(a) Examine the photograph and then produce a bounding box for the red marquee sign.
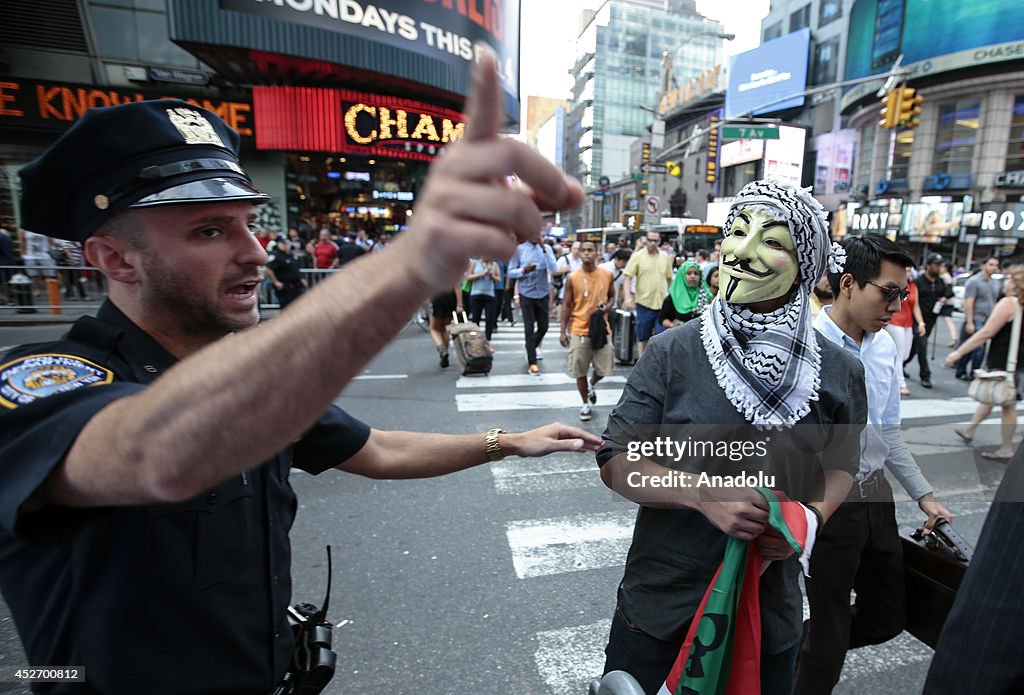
[253,86,464,161]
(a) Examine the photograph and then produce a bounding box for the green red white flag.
[658,488,817,695]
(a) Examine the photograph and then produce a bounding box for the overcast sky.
[518,0,770,105]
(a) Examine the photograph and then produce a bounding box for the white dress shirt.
[815,306,932,500]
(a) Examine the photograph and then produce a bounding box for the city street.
[0,312,1013,694]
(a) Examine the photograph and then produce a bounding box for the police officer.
[0,56,597,694]
[265,234,306,308]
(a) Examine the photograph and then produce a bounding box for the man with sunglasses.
[794,234,952,693]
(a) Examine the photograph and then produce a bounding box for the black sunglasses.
[866,280,910,303]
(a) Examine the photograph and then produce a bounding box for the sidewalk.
[0,302,95,326]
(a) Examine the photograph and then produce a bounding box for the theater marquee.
[253,86,464,160]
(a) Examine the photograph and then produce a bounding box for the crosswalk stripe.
[456,388,624,412]
[505,511,635,579]
[490,454,603,494]
[534,621,610,695]
[457,374,626,389]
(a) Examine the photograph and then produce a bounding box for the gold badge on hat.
[166,107,226,147]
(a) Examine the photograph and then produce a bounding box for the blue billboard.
[725,29,810,120]
[845,0,1024,83]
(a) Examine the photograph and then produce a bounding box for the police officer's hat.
[19,99,270,242]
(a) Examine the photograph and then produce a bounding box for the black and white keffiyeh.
[699,180,845,430]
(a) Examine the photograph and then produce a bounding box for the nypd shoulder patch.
[0,353,114,409]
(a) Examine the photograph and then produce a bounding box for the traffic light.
[896,87,923,128]
[879,90,899,129]
[665,160,681,177]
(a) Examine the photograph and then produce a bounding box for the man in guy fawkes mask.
[595,180,868,694]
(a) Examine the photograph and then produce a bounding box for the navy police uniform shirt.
[0,301,370,694]
[266,250,303,286]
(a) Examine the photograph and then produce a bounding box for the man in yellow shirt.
[622,231,675,357]
[560,241,615,421]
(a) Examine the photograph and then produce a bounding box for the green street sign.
[631,172,643,181]
[719,125,780,140]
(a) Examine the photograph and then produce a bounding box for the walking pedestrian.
[955,256,1002,381]
[622,230,674,358]
[508,238,558,375]
[945,265,1024,461]
[429,285,464,368]
[910,253,952,388]
[466,257,500,341]
[559,241,614,421]
[794,235,951,693]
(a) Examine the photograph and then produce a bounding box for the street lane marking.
[505,511,634,579]
[457,388,624,412]
[490,454,602,494]
[353,374,408,380]
[900,397,1024,420]
[457,374,626,389]
[534,621,609,695]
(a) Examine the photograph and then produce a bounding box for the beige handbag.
[968,304,1022,405]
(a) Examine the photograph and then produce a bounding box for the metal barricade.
[1,264,107,314]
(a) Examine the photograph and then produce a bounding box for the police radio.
[273,546,337,695]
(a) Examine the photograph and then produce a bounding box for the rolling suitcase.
[450,312,492,376]
[613,309,635,365]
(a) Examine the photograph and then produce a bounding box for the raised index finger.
[463,50,504,143]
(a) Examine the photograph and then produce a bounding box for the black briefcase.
[901,520,973,648]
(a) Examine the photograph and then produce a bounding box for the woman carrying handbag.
[944,265,1024,461]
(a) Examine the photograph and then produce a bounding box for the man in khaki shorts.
[560,241,615,421]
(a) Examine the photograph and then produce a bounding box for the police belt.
[849,469,884,499]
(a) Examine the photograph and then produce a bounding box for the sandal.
[954,429,973,445]
[981,451,1014,462]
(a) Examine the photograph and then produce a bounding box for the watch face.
[719,208,799,304]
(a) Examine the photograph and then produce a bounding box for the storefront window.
[1006,95,1024,171]
[284,154,426,240]
[933,99,981,175]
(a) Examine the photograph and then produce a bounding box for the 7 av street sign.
[719,124,780,140]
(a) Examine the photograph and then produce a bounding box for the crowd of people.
[2,53,1024,695]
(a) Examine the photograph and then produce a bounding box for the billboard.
[813,129,858,196]
[899,202,964,243]
[843,0,1024,109]
[764,126,807,188]
[725,28,810,120]
[172,0,521,125]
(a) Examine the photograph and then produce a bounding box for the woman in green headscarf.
[657,259,709,333]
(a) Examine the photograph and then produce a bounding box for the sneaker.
[528,364,541,376]
[535,348,544,361]
[579,403,592,421]
[588,384,597,404]
[900,386,910,397]
[921,377,932,388]
[440,351,449,368]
